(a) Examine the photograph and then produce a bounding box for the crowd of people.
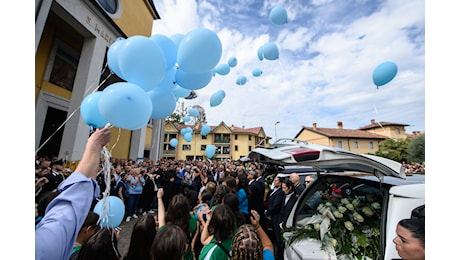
[35,129,424,260]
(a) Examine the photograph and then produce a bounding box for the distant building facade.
[162,121,270,161]
[295,120,419,154]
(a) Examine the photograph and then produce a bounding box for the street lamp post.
[275,121,280,141]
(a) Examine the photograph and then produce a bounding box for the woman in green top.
[157,188,199,260]
[198,204,236,260]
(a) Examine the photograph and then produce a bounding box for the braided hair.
[231,224,263,260]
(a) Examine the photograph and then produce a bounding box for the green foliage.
[408,133,425,163]
[166,112,183,124]
[376,138,410,162]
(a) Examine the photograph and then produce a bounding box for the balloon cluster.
[81,28,223,130]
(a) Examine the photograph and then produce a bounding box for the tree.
[375,138,411,162]
[407,133,425,163]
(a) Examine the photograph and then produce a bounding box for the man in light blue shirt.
[35,128,112,260]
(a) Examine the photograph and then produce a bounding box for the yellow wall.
[296,130,331,146]
[365,126,407,140]
[145,126,152,147]
[113,0,155,36]
[108,127,132,159]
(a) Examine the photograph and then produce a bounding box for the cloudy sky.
[151,0,425,141]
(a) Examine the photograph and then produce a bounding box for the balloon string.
[373,87,385,132]
[35,66,113,155]
[97,144,113,227]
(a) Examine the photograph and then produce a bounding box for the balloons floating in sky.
[270,6,288,25]
[200,124,211,136]
[169,138,178,148]
[236,76,247,85]
[228,56,238,67]
[177,28,223,73]
[184,132,193,142]
[372,61,398,88]
[261,42,279,60]
[188,108,199,117]
[210,91,225,107]
[252,68,263,77]
[205,145,216,158]
[214,63,231,75]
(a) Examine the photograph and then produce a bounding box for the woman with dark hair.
[235,172,251,223]
[123,213,157,260]
[77,227,121,260]
[157,188,198,260]
[69,211,100,260]
[151,224,188,260]
[211,184,230,208]
[198,204,236,260]
[393,218,425,260]
[222,193,246,228]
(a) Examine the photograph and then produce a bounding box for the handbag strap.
[212,241,231,258]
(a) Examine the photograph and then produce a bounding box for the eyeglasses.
[305,181,311,184]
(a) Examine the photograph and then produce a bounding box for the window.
[201,145,206,151]
[353,141,359,149]
[97,0,118,14]
[248,136,252,141]
[201,135,207,140]
[248,146,252,151]
[214,134,230,143]
[395,128,400,135]
[234,145,238,151]
[234,134,238,140]
[369,141,374,149]
[182,145,191,151]
[46,40,80,92]
[337,140,343,148]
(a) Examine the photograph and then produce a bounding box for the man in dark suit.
[248,169,267,229]
[264,176,284,259]
[277,179,298,259]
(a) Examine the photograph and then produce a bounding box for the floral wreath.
[283,193,382,259]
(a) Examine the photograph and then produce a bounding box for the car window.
[293,179,383,227]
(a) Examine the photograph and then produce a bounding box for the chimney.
[337,121,343,129]
[371,119,375,124]
[312,123,317,130]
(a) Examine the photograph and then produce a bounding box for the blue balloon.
[118,35,167,91]
[188,108,199,117]
[270,6,288,25]
[93,196,125,228]
[169,138,178,148]
[150,34,178,70]
[185,127,193,134]
[175,69,213,90]
[372,61,398,87]
[252,68,263,77]
[205,145,216,158]
[183,116,191,122]
[184,132,193,142]
[215,64,231,75]
[200,124,211,136]
[156,66,178,91]
[80,91,108,128]
[257,46,264,61]
[172,85,191,98]
[148,87,177,119]
[262,42,279,60]
[210,92,224,107]
[228,56,238,67]
[177,28,222,73]
[98,82,153,130]
[107,38,126,79]
[180,128,187,136]
[170,33,184,48]
[236,76,247,85]
[217,90,226,98]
